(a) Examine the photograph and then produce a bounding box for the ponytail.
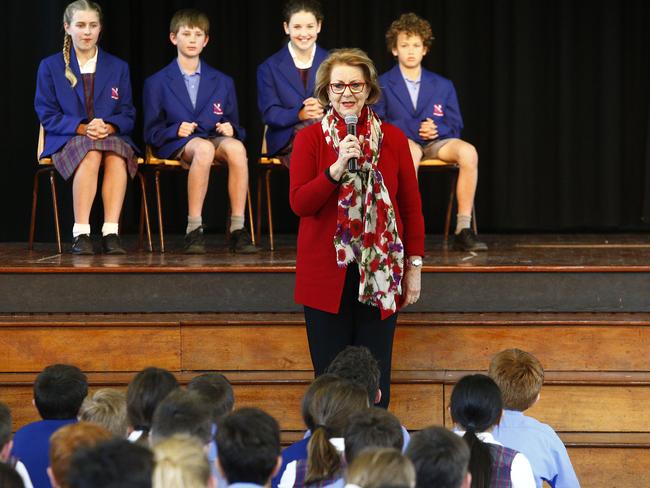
[305,425,342,484]
[63,34,77,87]
[463,430,492,488]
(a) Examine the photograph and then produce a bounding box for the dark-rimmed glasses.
[329,82,366,94]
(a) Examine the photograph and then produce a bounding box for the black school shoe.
[102,234,126,255]
[452,228,488,252]
[184,226,206,254]
[229,228,259,254]
[71,234,94,255]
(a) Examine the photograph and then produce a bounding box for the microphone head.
[344,114,358,125]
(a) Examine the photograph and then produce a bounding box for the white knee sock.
[187,216,202,234]
[102,222,119,236]
[72,223,91,238]
[455,214,472,235]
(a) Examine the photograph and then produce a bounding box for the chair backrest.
[259,125,282,166]
[37,125,53,165]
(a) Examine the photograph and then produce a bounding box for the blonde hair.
[488,348,544,411]
[62,0,103,87]
[314,48,382,108]
[152,434,211,488]
[346,448,416,488]
[79,388,128,438]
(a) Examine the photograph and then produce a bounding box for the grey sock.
[455,214,471,235]
[230,215,245,233]
[186,216,202,234]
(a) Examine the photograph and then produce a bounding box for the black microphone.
[344,114,359,172]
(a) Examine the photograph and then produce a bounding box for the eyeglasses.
[329,82,367,94]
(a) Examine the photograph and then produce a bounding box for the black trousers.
[303,266,398,409]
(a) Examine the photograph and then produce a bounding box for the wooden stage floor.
[9,233,650,271]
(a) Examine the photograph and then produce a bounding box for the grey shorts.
[174,136,230,161]
[420,138,457,160]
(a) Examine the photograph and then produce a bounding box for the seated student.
[78,388,127,437]
[277,377,368,488]
[257,0,328,167]
[489,349,580,488]
[35,0,139,255]
[149,389,213,447]
[216,408,282,488]
[450,374,535,488]
[187,372,234,484]
[47,422,113,488]
[345,448,416,488]
[405,426,471,488]
[375,13,487,252]
[153,434,213,488]
[67,438,153,488]
[143,8,257,254]
[0,464,25,488]
[344,407,403,465]
[126,367,179,445]
[12,364,88,488]
[0,403,33,488]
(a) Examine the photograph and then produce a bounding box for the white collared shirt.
[78,47,98,74]
[287,42,316,69]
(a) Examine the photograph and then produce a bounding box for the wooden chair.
[29,126,153,253]
[418,159,477,244]
[143,146,255,253]
[255,126,285,251]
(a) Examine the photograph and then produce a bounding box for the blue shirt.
[401,71,421,110]
[208,424,228,488]
[177,59,201,109]
[492,410,580,488]
[12,418,77,488]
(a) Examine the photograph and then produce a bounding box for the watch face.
[411,258,423,266]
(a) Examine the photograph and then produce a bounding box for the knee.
[222,141,248,167]
[458,143,478,169]
[193,140,215,167]
[79,151,102,171]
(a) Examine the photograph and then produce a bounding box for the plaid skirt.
[52,135,138,180]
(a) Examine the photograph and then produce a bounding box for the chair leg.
[443,171,458,244]
[472,206,478,234]
[256,170,264,245]
[265,169,274,251]
[247,185,256,246]
[155,170,165,253]
[137,172,153,252]
[49,170,62,254]
[28,170,42,250]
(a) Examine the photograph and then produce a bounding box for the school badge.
[111,87,119,100]
[213,102,223,115]
[433,104,444,117]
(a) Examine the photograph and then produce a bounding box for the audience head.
[346,448,416,488]
[406,427,471,488]
[488,348,544,411]
[78,388,128,437]
[385,12,434,53]
[0,403,12,457]
[187,373,234,425]
[305,377,368,484]
[169,8,210,36]
[126,367,179,444]
[150,389,212,446]
[216,408,281,486]
[152,434,212,488]
[450,374,503,488]
[0,463,24,488]
[34,364,88,420]
[48,422,113,488]
[326,346,381,405]
[301,374,339,432]
[344,407,403,464]
[68,438,154,488]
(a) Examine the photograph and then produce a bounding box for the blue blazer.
[34,48,137,158]
[257,44,329,156]
[143,60,245,159]
[374,65,463,145]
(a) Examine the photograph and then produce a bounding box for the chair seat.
[419,159,459,169]
[259,156,283,166]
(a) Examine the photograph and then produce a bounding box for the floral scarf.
[323,107,405,312]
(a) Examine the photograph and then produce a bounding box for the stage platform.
[5,233,650,313]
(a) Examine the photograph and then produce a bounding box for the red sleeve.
[289,126,340,217]
[393,127,425,257]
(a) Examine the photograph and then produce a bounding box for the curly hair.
[385,13,434,52]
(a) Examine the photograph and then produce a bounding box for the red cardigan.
[289,121,425,319]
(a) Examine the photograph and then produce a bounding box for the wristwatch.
[409,257,423,267]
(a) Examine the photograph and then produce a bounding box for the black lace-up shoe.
[229,228,259,254]
[452,228,488,252]
[184,226,206,254]
[71,234,94,255]
[102,234,126,255]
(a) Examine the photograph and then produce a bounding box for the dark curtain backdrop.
[5,0,650,242]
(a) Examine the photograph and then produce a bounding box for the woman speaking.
[289,48,425,408]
